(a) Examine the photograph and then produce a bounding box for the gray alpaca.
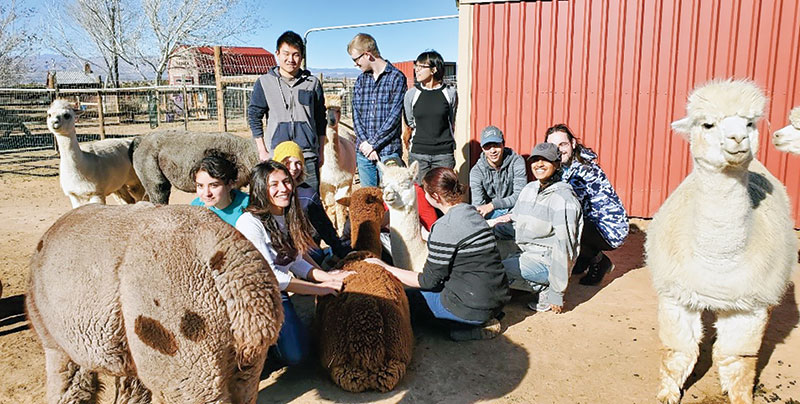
[131,130,259,204]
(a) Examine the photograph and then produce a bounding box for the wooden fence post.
[97,90,106,139]
[214,46,227,131]
[182,83,189,130]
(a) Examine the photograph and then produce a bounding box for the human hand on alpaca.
[325,270,355,283]
[317,279,345,296]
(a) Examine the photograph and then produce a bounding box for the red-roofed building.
[167,45,277,85]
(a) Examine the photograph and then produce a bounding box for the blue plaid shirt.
[352,62,407,157]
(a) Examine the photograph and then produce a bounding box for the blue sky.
[28,0,460,70]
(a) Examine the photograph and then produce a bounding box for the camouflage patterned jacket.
[562,148,629,249]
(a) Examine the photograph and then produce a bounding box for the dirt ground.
[1,148,798,404]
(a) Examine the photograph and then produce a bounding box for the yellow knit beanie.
[272,141,304,165]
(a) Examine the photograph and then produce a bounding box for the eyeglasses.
[414,63,432,70]
[352,52,366,64]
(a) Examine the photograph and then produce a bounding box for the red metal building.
[456,0,800,225]
[168,46,277,85]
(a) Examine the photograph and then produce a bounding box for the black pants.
[579,220,614,262]
[303,155,320,194]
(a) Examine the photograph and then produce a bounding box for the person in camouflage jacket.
[545,124,629,285]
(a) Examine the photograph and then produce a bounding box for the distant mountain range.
[21,54,361,84]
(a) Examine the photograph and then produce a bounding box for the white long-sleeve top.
[235,212,313,291]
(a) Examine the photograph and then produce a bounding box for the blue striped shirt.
[352,62,407,157]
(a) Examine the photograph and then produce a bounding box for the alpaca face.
[378,161,418,211]
[772,106,800,154]
[47,100,77,136]
[686,115,758,170]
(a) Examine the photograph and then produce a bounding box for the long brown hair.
[245,160,315,264]
[544,123,594,165]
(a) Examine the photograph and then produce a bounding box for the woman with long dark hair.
[545,124,629,285]
[235,160,351,367]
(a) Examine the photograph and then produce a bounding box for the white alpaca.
[645,79,797,404]
[379,160,428,273]
[47,99,145,208]
[772,106,800,154]
[319,94,356,235]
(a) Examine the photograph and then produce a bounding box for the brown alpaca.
[27,203,283,404]
[315,187,414,393]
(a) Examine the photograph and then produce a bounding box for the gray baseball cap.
[480,125,504,147]
[529,142,560,163]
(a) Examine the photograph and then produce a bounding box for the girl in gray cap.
[490,142,583,313]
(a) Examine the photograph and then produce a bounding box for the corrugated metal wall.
[468,0,800,225]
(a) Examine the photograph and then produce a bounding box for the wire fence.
[0,85,254,153]
[0,77,362,154]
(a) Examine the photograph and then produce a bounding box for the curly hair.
[544,123,595,165]
[245,160,315,265]
[190,149,238,184]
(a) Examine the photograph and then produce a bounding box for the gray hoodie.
[469,147,527,210]
[247,66,326,158]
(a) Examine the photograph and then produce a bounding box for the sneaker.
[449,319,502,341]
[527,301,552,312]
[579,253,615,286]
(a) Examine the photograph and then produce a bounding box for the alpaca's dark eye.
[747,121,755,128]
[702,123,715,129]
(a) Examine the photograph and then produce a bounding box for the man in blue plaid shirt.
[347,33,407,187]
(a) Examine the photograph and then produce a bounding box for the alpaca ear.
[338,196,351,207]
[671,117,693,138]
[409,160,419,180]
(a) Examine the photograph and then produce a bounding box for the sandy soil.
[1,148,798,404]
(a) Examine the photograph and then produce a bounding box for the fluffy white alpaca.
[47,99,145,208]
[645,79,797,404]
[379,160,428,273]
[319,94,356,235]
[771,106,800,154]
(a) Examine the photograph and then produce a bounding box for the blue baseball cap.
[480,125,504,147]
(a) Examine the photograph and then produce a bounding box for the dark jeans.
[268,292,309,366]
[408,152,456,183]
[579,220,614,261]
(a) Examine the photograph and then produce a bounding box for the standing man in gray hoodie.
[469,125,528,219]
[248,30,326,191]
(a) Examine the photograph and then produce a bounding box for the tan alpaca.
[378,160,428,273]
[319,94,356,235]
[646,79,797,404]
[47,99,145,208]
[27,203,283,403]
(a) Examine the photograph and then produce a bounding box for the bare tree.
[128,0,260,86]
[43,0,139,87]
[0,0,36,86]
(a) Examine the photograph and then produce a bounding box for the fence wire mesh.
[0,85,255,153]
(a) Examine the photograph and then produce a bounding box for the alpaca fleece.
[315,187,414,392]
[131,130,259,204]
[646,79,797,404]
[27,203,283,403]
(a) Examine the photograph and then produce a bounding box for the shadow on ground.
[257,294,529,404]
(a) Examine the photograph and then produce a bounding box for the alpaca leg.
[656,297,703,404]
[116,376,152,404]
[112,186,136,204]
[713,308,768,404]
[43,348,99,404]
